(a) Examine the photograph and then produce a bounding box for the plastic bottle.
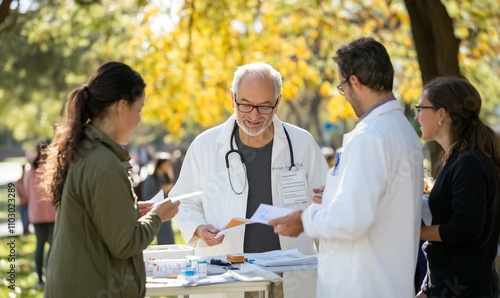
[197,257,207,278]
[186,255,199,274]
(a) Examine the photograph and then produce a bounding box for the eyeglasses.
[336,76,350,96]
[234,97,279,115]
[413,105,435,114]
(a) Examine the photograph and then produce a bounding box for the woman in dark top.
[414,76,500,298]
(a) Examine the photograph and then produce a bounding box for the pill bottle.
[186,255,199,273]
[197,257,207,278]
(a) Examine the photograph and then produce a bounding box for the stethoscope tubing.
[225,121,296,194]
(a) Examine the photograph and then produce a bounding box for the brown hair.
[44,62,146,207]
[333,37,394,93]
[424,76,500,172]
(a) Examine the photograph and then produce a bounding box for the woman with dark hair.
[141,154,176,244]
[43,62,179,297]
[415,76,500,298]
[27,142,55,289]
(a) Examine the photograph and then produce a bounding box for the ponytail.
[44,86,90,207]
[44,61,146,208]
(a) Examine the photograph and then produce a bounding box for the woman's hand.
[137,201,154,217]
[151,199,180,222]
[415,291,428,298]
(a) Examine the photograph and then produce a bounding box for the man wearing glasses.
[170,62,329,298]
[270,37,424,297]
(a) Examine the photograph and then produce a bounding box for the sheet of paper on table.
[147,271,234,286]
[229,264,282,282]
[245,249,318,267]
[147,264,282,287]
[215,204,294,238]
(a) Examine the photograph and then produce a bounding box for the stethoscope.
[225,121,297,194]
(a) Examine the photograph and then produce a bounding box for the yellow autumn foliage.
[126,0,500,144]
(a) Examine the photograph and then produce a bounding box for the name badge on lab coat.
[280,170,308,205]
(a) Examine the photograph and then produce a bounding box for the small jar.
[197,257,207,278]
[186,255,199,273]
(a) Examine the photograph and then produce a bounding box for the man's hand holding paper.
[195,224,225,246]
[215,204,295,238]
[269,210,304,237]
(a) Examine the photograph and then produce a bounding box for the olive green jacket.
[45,125,161,298]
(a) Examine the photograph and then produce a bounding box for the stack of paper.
[245,249,317,267]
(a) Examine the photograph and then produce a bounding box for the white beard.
[235,114,273,137]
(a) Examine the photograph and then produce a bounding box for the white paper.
[149,189,165,206]
[245,249,317,267]
[150,190,203,207]
[215,204,294,238]
[249,204,294,224]
[169,191,203,202]
[229,264,282,282]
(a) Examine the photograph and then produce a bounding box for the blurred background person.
[141,152,176,245]
[16,163,30,235]
[137,141,153,177]
[27,142,55,289]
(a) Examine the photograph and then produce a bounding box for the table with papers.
[145,203,316,297]
[146,272,272,298]
[145,249,317,297]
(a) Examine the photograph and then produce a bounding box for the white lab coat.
[302,100,423,298]
[171,114,329,298]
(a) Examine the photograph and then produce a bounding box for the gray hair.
[231,62,282,99]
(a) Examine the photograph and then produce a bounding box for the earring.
[438,120,442,126]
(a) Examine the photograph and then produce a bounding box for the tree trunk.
[0,0,13,26]
[404,0,461,177]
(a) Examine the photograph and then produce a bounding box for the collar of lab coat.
[343,99,404,145]
[215,114,288,163]
[356,99,403,126]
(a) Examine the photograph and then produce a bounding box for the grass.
[0,234,44,298]
[0,182,184,298]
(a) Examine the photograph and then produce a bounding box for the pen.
[223,266,239,270]
[210,259,232,266]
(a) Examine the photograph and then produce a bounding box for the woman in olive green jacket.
[43,62,179,298]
